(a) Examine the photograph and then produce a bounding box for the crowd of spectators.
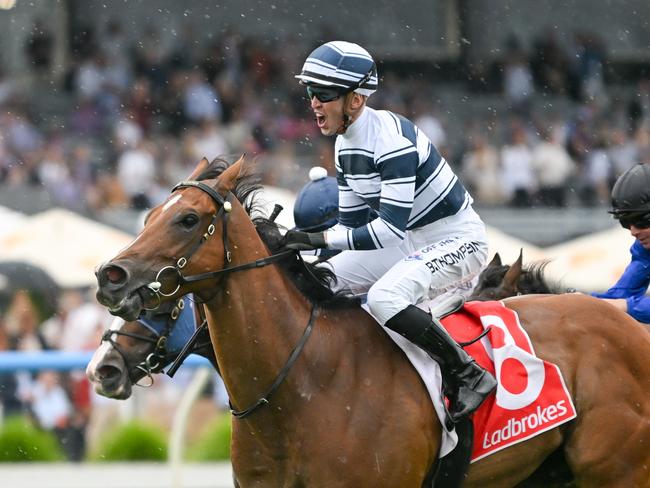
[0,19,649,216]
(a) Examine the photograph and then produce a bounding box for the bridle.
[140,179,318,418]
[101,297,199,386]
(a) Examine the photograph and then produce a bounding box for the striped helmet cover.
[295,41,378,97]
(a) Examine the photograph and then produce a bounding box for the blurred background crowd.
[1,0,649,462]
[1,18,649,215]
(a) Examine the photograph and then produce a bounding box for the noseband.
[142,179,317,419]
[101,297,188,387]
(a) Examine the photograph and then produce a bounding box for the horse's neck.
[203,242,314,416]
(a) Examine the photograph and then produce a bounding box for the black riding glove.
[282,230,328,251]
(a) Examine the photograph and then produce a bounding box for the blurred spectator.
[570,32,607,105]
[501,36,534,115]
[70,97,104,137]
[4,290,50,352]
[125,77,154,133]
[59,293,110,353]
[185,119,229,163]
[21,370,86,460]
[37,142,81,210]
[531,127,576,207]
[74,53,105,101]
[23,371,71,436]
[608,127,638,179]
[3,110,44,155]
[462,132,505,205]
[98,19,132,94]
[413,99,447,151]
[183,72,222,124]
[116,140,157,209]
[501,124,537,207]
[579,131,612,206]
[530,28,569,95]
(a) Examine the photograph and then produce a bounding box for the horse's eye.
[180,214,199,229]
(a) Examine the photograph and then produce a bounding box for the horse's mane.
[197,158,358,309]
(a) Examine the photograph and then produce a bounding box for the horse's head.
[86,295,206,399]
[470,251,524,300]
[471,250,559,300]
[95,156,252,321]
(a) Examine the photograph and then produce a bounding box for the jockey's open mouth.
[314,112,326,128]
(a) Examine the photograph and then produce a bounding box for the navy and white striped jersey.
[326,107,473,251]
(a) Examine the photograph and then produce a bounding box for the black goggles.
[617,212,650,230]
[306,85,345,103]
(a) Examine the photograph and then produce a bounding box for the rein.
[145,179,317,419]
[230,304,317,418]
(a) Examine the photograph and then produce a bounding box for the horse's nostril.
[97,364,122,381]
[104,265,127,285]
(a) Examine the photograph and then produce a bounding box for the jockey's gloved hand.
[282,230,327,251]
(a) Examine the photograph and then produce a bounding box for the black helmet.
[610,164,650,220]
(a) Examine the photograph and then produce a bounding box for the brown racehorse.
[94,157,650,488]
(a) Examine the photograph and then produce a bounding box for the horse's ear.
[502,249,524,293]
[186,158,210,180]
[217,154,254,192]
[487,252,502,268]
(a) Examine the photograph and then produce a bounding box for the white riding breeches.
[324,207,488,325]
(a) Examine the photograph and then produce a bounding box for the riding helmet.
[610,163,650,218]
[293,167,339,232]
[295,41,378,97]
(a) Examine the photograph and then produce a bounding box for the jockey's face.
[309,92,345,137]
[308,90,366,137]
[630,224,650,249]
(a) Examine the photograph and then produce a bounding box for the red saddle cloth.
[440,300,577,462]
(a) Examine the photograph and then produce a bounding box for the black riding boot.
[385,303,497,423]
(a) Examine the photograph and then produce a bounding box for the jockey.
[283,40,496,422]
[592,163,650,323]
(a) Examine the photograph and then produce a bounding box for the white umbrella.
[543,226,635,292]
[0,208,134,288]
[0,205,26,239]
